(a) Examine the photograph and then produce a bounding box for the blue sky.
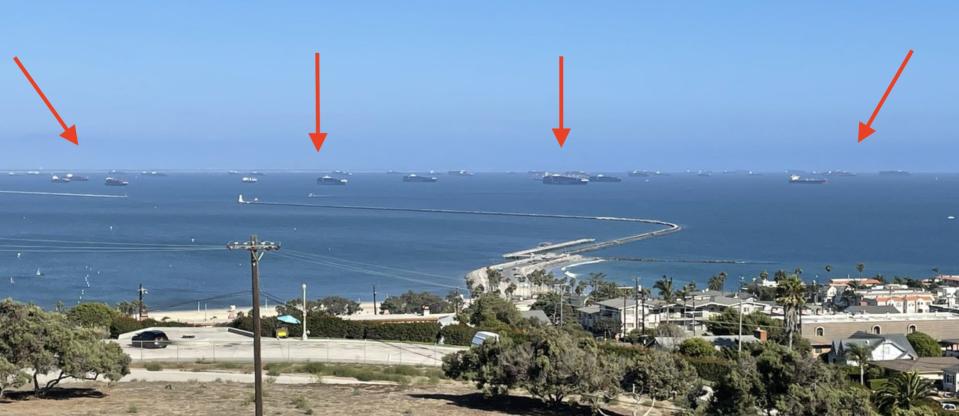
[0,1,957,171]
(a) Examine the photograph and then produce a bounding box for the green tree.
[709,341,877,415]
[906,332,941,357]
[0,356,29,399]
[485,267,503,292]
[530,292,576,325]
[67,302,118,329]
[443,326,622,410]
[621,348,697,401]
[857,263,865,278]
[776,276,806,350]
[458,293,522,332]
[317,296,362,316]
[380,290,450,314]
[708,272,728,292]
[115,300,145,317]
[0,299,130,395]
[845,343,874,385]
[445,290,465,312]
[585,272,623,302]
[872,371,934,415]
[678,337,715,358]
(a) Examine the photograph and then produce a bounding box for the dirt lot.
[0,380,673,416]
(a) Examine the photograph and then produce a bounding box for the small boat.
[65,173,88,181]
[403,174,438,183]
[36,268,43,277]
[105,177,129,186]
[448,170,473,176]
[588,174,622,183]
[228,170,240,175]
[628,170,651,177]
[51,175,71,183]
[789,175,827,184]
[241,176,258,183]
[27,171,41,175]
[317,175,348,185]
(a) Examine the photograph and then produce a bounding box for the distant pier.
[236,195,684,297]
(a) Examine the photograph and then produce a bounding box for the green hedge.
[439,324,478,346]
[687,356,734,383]
[229,312,443,343]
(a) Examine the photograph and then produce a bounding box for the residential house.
[828,331,918,364]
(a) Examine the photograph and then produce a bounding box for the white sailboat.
[35,268,43,277]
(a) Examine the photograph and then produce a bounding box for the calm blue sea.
[0,172,956,310]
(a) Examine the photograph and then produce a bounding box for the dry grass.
[0,380,654,415]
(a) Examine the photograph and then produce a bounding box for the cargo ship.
[317,175,348,185]
[588,174,622,182]
[543,174,588,185]
[403,174,438,183]
[51,175,70,183]
[789,175,826,184]
[141,171,167,177]
[104,177,128,186]
[825,170,855,177]
[448,170,473,176]
[879,170,910,176]
[65,173,89,181]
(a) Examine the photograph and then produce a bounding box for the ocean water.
[0,172,956,310]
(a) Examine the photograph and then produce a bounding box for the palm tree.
[654,276,675,324]
[857,263,865,278]
[844,343,874,385]
[776,276,806,350]
[707,275,723,291]
[873,371,934,413]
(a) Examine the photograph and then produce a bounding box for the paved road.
[118,327,465,367]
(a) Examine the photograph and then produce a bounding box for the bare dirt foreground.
[0,381,662,416]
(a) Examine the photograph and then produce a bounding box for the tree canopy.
[0,299,130,397]
[906,332,941,358]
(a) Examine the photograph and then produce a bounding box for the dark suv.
[131,330,170,349]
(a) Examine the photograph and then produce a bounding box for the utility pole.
[634,277,640,332]
[302,283,308,341]
[137,284,147,321]
[227,235,280,416]
[738,276,745,355]
[372,284,378,315]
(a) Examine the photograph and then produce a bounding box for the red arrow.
[308,52,328,152]
[858,49,913,142]
[12,57,78,145]
[552,55,570,147]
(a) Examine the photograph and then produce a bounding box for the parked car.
[943,403,957,411]
[131,330,170,349]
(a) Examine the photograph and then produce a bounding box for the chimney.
[754,327,767,342]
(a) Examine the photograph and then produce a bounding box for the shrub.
[144,362,162,372]
[68,303,119,329]
[364,322,439,343]
[678,338,715,358]
[907,332,942,357]
[439,324,477,346]
[687,356,733,383]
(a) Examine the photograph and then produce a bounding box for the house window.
[907,325,917,334]
[815,327,824,337]
[872,325,881,335]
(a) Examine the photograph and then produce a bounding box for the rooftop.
[804,312,959,324]
[872,357,959,374]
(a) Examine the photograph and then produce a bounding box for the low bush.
[144,362,162,372]
[439,324,477,346]
[687,356,733,383]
